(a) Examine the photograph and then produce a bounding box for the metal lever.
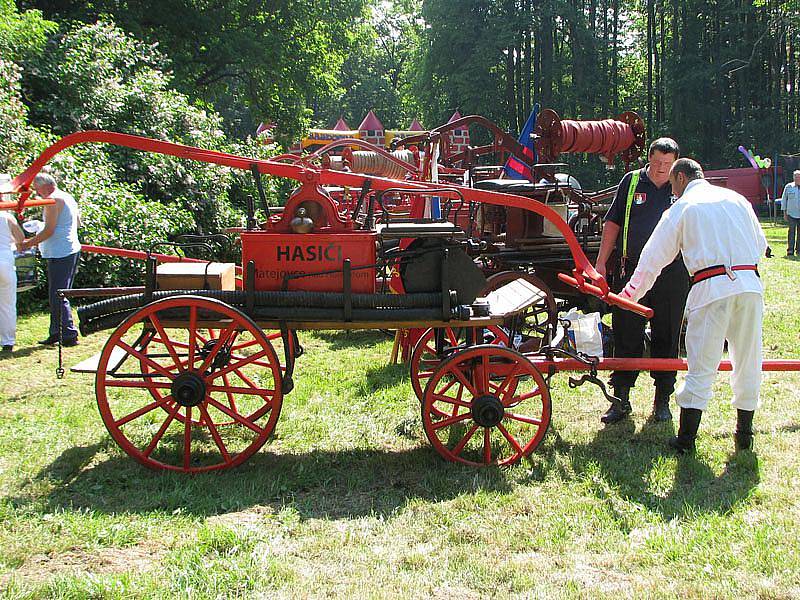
[568,371,626,412]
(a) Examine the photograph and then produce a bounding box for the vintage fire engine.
[2,113,796,473]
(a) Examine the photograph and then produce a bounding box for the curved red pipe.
[3,130,624,311]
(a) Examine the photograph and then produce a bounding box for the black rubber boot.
[651,388,673,422]
[601,387,632,424]
[668,407,702,454]
[735,409,755,451]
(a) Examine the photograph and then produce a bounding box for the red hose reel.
[535,108,646,166]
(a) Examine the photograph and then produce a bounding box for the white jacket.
[621,179,767,310]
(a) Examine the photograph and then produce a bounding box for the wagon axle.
[171,372,207,408]
[471,394,506,428]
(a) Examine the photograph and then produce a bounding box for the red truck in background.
[706,166,781,209]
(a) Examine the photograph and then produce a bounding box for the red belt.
[691,264,759,285]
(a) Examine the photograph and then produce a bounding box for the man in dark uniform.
[594,138,689,424]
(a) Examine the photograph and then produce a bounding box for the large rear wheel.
[96,296,283,472]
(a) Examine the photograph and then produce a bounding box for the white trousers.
[0,259,16,346]
[676,292,763,412]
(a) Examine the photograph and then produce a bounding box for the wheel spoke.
[506,411,542,426]
[208,383,275,397]
[199,404,231,463]
[117,341,175,380]
[229,337,260,352]
[188,306,198,365]
[483,427,492,465]
[199,323,239,372]
[142,402,181,458]
[494,364,522,400]
[504,388,543,406]
[220,373,238,413]
[183,407,192,470]
[479,353,490,394]
[448,364,479,398]
[452,383,465,417]
[423,341,437,357]
[431,393,471,410]
[148,313,183,372]
[228,353,276,369]
[207,398,265,434]
[451,424,479,456]
[431,411,471,431]
[114,398,169,427]
[104,379,172,390]
[210,348,270,380]
[232,367,274,397]
[497,422,525,455]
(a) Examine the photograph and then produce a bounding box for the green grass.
[1,220,799,598]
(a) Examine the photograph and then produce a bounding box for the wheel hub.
[171,372,207,407]
[471,394,505,427]
[200,339,232,371]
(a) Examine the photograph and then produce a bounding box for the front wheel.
[421,345,551,466]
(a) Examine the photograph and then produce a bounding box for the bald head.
[669,158,704,198]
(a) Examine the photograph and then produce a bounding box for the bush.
[25,21,247,235]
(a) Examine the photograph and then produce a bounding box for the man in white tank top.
[20,173,82,345]
[0,210,25,354]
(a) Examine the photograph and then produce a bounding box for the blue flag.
[504,104,539,180]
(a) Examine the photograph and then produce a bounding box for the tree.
[23,0,369,140]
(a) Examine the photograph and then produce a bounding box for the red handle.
[558,272,654,318]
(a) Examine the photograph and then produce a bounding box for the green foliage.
[0,0,55,64]
[48,147,195,287]
[24,21,244,235]
[0,59,49,174]
[0,1,55,174]
[317,0,424,129]
[32,0,370,140]
[420,0,510,128]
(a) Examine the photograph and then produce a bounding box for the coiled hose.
[78,289,455,335]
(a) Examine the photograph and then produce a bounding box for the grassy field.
[1,221,799,599]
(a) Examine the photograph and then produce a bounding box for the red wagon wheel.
[421,345,551,467]
[138,326,294,426]
[96,295,283,472]
[482,271,557,352]
[409,325,509,402]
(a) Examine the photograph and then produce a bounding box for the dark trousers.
[46,252,80,339]
[788,215,800,254]
[610,259,689,394]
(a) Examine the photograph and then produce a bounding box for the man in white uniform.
[618,158,768,453]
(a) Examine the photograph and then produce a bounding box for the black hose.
[78,289,447,321]
[80,304,451,336]
[77,289,458,335]
[80,311,134,336]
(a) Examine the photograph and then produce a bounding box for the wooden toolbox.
[155,262,236,291]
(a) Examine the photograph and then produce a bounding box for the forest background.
[1,0,799,289]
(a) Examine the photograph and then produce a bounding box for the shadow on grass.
[364,362,408,390]
[312,329,392,350]
[526,415,760,521]
[0,344,53,361]
[21,444,512,520]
